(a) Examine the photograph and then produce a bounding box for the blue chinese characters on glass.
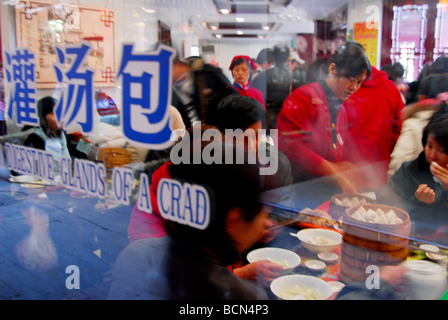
[4,48,38,127]
[116,44,175,150]
[54,42,95,135]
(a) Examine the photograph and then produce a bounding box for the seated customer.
[108,143,272,299]
[23,96,89,177]
[215,94,292,190]
[379,103,448,242]
[388,74,448,177]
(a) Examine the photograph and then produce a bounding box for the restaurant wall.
[0,0,315,95]
[0,0,164,134]
[346,0,383,67]
[203,39,293,82]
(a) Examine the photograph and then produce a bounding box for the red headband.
[229,55,257,71]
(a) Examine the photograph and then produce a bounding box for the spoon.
[289,232,298,237]
[290,232,317,244]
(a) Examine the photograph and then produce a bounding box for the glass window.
[0,0,447,306]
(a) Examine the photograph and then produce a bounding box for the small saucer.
[317,252,338,263]
[426,252,446,262]
[419,244,439,253]
[304,259,326,271]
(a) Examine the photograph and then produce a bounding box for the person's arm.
[336,279,396,300]
[277,91,358,192]
[318,159,359,193]
[388,160,419,201]
[430,161,448,191]
[233,261,284,287]
[401,99,439,120]
[336,266,409,300]
[388,119,423,178]
[276,90,326,173]
[387,156,438,208]
[0,127,36,144]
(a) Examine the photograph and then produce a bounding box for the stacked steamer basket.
[339,204,411,284]
[329,193,376,220]
[97,147,132,176]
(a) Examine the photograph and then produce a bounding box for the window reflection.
[0,0,447,303]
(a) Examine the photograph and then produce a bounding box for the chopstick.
[9,180,51,187]
[271,218,304,230]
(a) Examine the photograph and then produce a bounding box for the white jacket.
[388,109,435,178]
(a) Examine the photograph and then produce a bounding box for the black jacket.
[171,59,238,128]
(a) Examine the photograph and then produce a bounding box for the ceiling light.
[262,24,270,31]
[208,22,219,30]
[215,34,222,39]
[236,17,245,22]
[141,6,156,14]
[216,0,231,15]
[236,30,244,35]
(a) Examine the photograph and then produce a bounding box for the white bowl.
[270,274,333,300]
[318,252,339,263]
[246,247,301,269]
[295,228,342,253]
[327,281,345,293]
[304,259,326,271]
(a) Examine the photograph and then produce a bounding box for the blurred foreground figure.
[252,45,292,130]
[109,142,272,300]
[171,54,237,129]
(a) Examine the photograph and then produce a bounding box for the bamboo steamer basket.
[97,147,132,174]
[329,193,376,220]
[339,204,411,284]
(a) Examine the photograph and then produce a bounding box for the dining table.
[1,159,448,300]
[257,168,448,300]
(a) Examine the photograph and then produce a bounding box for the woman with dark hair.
[276,41,371,192]
[24,96,88,160]
[385,102,448,218]
[229,55,265,107]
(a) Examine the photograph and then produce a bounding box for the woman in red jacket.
[229,55,265,108]
[276,42,371,193]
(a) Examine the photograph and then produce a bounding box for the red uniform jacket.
[343,67,404,185]
[276,82,347,182]
[234,85,266,109]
